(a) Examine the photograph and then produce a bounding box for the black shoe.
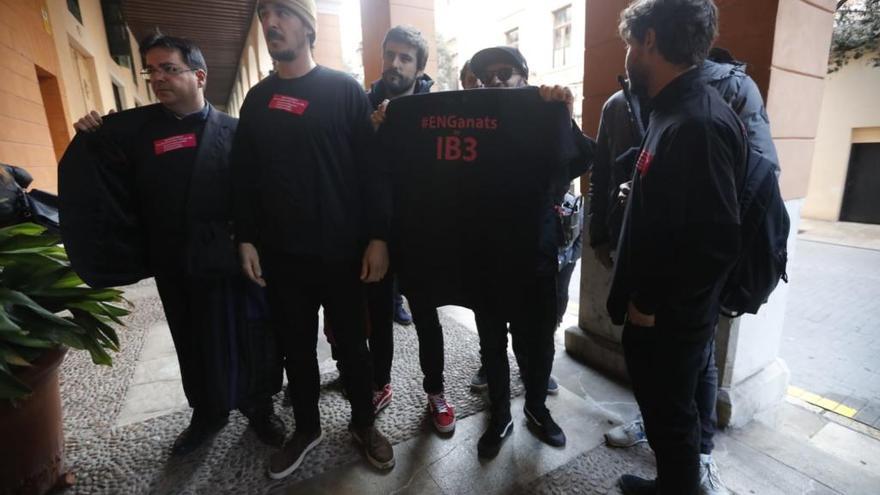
[171,413,228,456]
[393,303,412,325]
[524,406,566,447]
[249,412,286,447]
[618,474,657,495]
[477,415,513,459]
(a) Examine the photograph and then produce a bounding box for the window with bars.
[553,5,572,68]
[505,28,519,49]
[67,0,83,24]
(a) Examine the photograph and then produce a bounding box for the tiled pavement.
[780,230,880,429]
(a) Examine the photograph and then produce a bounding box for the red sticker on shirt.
[269,94,310,115]
[636,150,654,177]
[153,133,197,155]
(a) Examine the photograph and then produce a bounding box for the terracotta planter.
[0,347,68,495]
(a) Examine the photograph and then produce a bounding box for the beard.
[268,30,308,63]
[382,69,417,96]
[270,49,297,62]
[626,61,650,99]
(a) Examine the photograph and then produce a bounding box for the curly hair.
[619,0,719,67]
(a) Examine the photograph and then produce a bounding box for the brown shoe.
[349,424,395,470]
[267,429,323,480]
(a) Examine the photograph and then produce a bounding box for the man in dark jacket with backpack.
[595,48,779,495]
[610,1,748,494]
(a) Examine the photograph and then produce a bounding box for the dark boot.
[241,401,286,447]
[171,411,228,456]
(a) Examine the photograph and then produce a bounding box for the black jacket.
[589,58,778,249]
[606,68,747,333]
[368,74,434,110]
[58,103,238,288]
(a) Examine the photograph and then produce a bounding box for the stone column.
[566,0,836,428]
[359,0,438,89]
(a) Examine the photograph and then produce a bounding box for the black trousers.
[556,260,578,325]
[408,296,445,395]
[262,252,375,432]
[154,273,278,421]
[366,274,394,389]
[622,321,714,495]
[475,274,557,420]
[696,335,718,455]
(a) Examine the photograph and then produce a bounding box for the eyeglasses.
[140,64,198,81]
[476,67,518,85]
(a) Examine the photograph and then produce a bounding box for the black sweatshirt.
[231,66,388,261]
[378,87,581,308]
[607,68,747,333]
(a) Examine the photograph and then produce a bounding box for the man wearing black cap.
[467,46,593,457]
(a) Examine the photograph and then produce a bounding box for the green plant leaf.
[28,287,124,301]
[70,309,120,352]
[68,301,130,324]
[0,288,79,329]
[50,269,86,289]
[0,223,46,243]
[0,307,23,334]
[1,333,58,349]
[0,234,57,251]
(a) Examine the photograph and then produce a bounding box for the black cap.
[470,46,529,79]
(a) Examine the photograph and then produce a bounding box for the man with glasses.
[465,46,593,457]
[66,33,285,456]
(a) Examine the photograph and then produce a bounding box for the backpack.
[720,150,790,317]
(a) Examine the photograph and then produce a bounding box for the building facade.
[803,54,880,224]
[435,0,586,126]
[0,0,151,192]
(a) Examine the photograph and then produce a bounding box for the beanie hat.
[258,0,317,37]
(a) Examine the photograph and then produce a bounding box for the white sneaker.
[604,419,647,448]
[699,454,730,495]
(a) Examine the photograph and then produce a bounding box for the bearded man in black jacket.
[609,1,748,494]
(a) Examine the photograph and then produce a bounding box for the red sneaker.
[373,384,393,414]
[427,393,456,433]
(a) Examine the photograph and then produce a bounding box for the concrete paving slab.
[129,355,181,386]
[425,389,607,495]
[715,435,842,495]
[810,422,880,475]
[728,419,880,495]
[137,323,177,361]
[778,399,829,440]
[115,380,189,427]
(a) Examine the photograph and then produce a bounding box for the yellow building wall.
[803,56,880,221]
[0,0,151,193]
[45,0,152,120]
[0,0,72,191]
